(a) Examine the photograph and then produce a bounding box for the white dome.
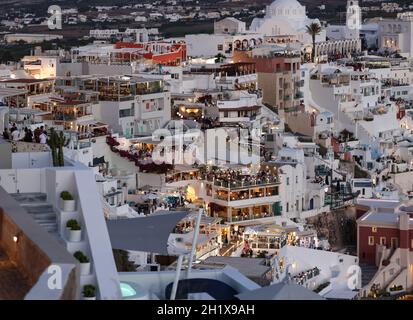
[266,0,306,19]
[269,0,302,9]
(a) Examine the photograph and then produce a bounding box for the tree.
[306,22,322,63]
[47,128,70,167]
[215,53,226,63]
[47,128,59,167]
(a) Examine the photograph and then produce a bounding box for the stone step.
[9,193,47,204]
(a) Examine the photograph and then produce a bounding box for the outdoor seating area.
[200,166,280,189]
[106,136,173,174]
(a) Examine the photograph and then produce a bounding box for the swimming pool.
[120,281,151,300]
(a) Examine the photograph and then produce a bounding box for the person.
[2,128,10,140]
[11,127,20,141]
[39,130,48,144]
[27,128,33,142]
[10,123,17,133]
[23,127,33,142]
[34,127,41,143]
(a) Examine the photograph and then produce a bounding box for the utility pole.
[186,207,203,278]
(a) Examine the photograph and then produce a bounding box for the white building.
[21,56,57,79]
[377,12,413,58]
[326,1,362,41]
[185,33,263,58]
[249,0,326,46]
[214,17,247,35]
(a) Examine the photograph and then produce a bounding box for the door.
[16,169,41,193]
[309,198,314,210]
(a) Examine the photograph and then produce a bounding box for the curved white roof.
[269,0,303,10]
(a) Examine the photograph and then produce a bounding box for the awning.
[106,211,188,255]
[8,108,51,116]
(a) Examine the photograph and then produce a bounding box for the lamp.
[13,235,18,243]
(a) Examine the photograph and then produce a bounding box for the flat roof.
[1,78,52,84]
[0,88,28,97]
[358,211,399,227]
[200,256,271,278]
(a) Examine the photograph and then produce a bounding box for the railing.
[231,213,274,222]
[202,174,280,189]
[292,267,320,286]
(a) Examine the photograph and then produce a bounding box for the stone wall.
[0,209,51,286]
[306,205,357,252]
[11,141,50,153]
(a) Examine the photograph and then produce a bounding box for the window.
[368,236,374,246]
[295,176,298,184]
[286,177,290,185]
[217,44,223,51]
[223,111,228,118]
[119,108,133,118]
[380,237,386,246]
[372,227,377,233]
[286,202,289,212]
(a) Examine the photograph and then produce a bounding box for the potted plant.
[82,284,96,300]
[66,219,82,242]
[61,191,76,211]
[74,251,91,275]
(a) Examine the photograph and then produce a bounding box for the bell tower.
[346,0,361,39]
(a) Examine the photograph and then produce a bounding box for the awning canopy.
[106,211,188,255]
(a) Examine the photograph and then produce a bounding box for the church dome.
[266,0,306,20]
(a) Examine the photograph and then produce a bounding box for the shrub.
[83,284,96,298]
[60,191,74,201]
[66,219,81,230]
[389,285,403,292]
[74,251,89,263]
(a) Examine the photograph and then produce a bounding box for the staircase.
[10,193,60,240]
[359,263,378,287]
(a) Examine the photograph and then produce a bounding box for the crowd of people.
[202,168,276,187]
[2,123,48,144]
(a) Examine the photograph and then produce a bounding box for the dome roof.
[269,0,303,10]
[267,0,306,19]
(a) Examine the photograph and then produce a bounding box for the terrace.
[97,77,166,102]
[200,166,280,190]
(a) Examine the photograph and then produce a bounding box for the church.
[249,0,327,46]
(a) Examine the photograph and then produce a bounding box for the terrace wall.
[0,187,78,299]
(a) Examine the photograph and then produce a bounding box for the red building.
[356,199,413,295]
[114,41,187,66]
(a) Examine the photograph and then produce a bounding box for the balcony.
[203,175,280,189]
